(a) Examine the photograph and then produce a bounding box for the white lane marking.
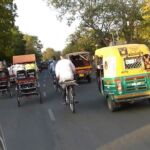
[43,91,46,97]
[48,109,56,121]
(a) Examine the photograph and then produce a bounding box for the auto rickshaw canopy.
[95,44,150,78]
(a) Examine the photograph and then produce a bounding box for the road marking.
[48,109,56,121]
[0,126,7,150]
[43,91,46,97]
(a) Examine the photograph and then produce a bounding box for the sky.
[14,0,78,51]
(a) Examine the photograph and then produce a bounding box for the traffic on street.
[1,1,150,150]
[0,68,150,150]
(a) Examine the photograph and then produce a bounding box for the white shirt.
[49,60,57,72]
[55,59,75,82]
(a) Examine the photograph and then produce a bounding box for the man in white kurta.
[55,56,76,102]
[55,56,75,83]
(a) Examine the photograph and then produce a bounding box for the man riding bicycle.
[49,56,57,83]
[55,55,76,103]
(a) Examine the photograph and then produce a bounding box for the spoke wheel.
[17,96,21,107]
[69,87,75,113]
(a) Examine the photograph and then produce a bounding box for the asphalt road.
[0,70,150,150]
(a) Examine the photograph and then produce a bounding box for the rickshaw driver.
[55,55,76,104]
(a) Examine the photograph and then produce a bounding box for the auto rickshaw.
[66,52,92,83]
[95,44,150,111]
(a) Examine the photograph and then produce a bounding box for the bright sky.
[14,0,78,51]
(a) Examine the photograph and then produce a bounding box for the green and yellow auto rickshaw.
[95,44,150,111]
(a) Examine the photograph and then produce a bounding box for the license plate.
[79,74,84,77]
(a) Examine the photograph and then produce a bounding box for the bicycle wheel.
[69,86,75,113]
[65,87,69,104]
[17,96,21,107]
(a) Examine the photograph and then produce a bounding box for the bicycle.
[60,80,78,113]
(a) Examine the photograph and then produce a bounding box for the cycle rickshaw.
[0,69,12,97]
[13,54,42,106]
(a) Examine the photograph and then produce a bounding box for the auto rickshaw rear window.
[70,55,90,67]
[124,57,142,69]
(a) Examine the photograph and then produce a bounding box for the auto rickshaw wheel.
[107,96,118,112]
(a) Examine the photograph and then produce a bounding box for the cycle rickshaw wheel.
[17,96,21,107]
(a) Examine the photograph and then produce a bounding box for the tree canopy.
[47,0,147,51]
[0,0,16,52]
[42,48,61,61]
[1,0,150,61]
[63,26,98,55]
[0,0,43,62]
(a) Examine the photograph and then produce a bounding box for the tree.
[0,0,17,54]
[63,26,98,54]
[42,48,61,61]
[136,0,150,46]
[11,27,26,55]
[42,48,55,61]
[23,34,43,61]
[47,0,144,44]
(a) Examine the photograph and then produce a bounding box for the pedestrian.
[49,56,57,81]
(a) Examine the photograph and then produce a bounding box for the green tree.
[47,0,144,44]
[136,0,150,46]
[42,48,55,61]
[42,48,61,61]
[0,0,17,60]
[0,0,16,53]
[11,27,26,55]
[63,27,99,54]
[23,34,43,61]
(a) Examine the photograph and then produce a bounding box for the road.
[0,70,150,150]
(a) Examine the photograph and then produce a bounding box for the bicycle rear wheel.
[69,86,75,113]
